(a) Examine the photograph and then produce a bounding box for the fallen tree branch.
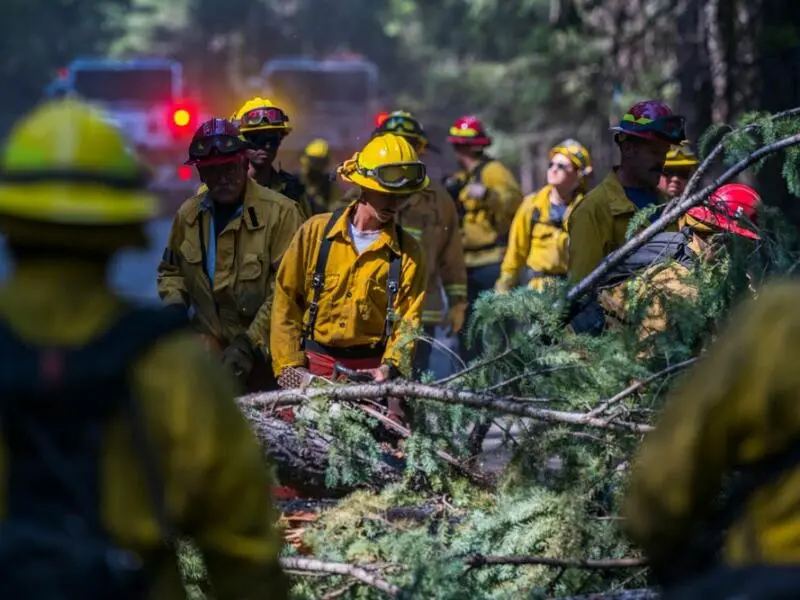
[566,131,800,305]
[586,357,698,417]
[465,554,647,570]
[280,557,400,597]
[241,382,653,433]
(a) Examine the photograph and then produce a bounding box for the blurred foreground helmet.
[0,98,156,226]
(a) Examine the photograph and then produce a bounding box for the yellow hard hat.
[233,97,292,135]
[549,138,593,178]
[664,144,699,168]
[0,98,157,226]
[338,133,429,194]
[305,138,330,160]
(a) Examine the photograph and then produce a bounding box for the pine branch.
[240,382,653,433]
[280,557,400,597]
[567,130,800,304]
[464,554,646,570]
[681,107,800,203]
[586,358,697,417]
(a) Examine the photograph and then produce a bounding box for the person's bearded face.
[621,138,671,189]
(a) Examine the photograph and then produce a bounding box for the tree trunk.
[705,0,729,124]
[676,0,712,143]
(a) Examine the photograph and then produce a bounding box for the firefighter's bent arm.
[244,204,304,350]
[382,237,427,372]
[499,193,537,287]
[270,223,310,376]
[438,187,468,303]
[157,213,190,307]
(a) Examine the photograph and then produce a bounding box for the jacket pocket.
[179,239,203,265]
[236,253,265,321]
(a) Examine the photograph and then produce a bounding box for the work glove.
[444,301,468,336]
[220,334,256,381]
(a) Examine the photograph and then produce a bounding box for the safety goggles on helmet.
[186,135,247,165]
[240,107,289,129]
[621,115,687,143]
[243,131,284,150]
[357,162,427,190]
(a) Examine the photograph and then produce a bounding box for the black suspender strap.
[383,224,404,343]
[303,208,345,341]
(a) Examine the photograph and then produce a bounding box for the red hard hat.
[447,115,492,146]
[686,183,760,239]
[185,118,248,166]
[609,100,686,144]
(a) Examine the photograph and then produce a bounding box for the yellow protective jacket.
[624,282,800,569]
[270,203,427,376]
[498,185,580,291]
[344,185,467,324]
[0,259,287,600]
[157,178,304,353]
[567,171,674,282]
[454,159,523,268]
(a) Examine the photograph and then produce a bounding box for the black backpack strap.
[303,208,345,341]
[383,224,404,343]
[470,157,491,185]
[530,207,541,230]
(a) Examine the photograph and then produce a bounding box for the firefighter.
[444,115,523,362]
[300,138,345,214]
[568,100,687,283]
[496,138,593,293]
[0,99,287,599]
[233,97,314,219]
[659,144,699,199]
[270,132,427,384]
[157,118,304,392]
[624,281,800,599]
[353,110,468,375]
[682,183,760,256]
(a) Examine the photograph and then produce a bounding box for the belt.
[303,339,385,359]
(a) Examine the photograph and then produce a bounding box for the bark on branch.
[464,554,647,570]
[280,557,400,597]
[240,382,653,433]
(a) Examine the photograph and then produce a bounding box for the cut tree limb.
[243,408,401,497]
[240,382,653,433]
[280,557,401,597]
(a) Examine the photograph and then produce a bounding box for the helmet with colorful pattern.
[610,100,687,144]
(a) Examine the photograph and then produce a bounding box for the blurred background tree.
[1,0,798,210]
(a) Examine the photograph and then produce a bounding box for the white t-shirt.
[349,221,382,255]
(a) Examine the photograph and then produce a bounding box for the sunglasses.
[189,135,246,158]
[240,107,289,129]
[358,162,427,190]
[548,161,574,173]
[244,131,284,149]
[662,168,693,179]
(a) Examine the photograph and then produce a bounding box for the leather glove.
[220,334,256,381]
[445,301,468,336]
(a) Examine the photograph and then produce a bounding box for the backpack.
[0,305,188,600]
[278,170,306,204]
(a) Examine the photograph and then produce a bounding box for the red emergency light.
[168,102,195,135]
[177,165,193,181]
[375,112,390,127]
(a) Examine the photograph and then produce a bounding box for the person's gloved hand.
[444,301,468,336]
[494,278,513,294]
[220,334,256,380]
[466,182,488,201]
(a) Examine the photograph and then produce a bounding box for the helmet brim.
[185,152,247,167]
[610,126,684,144]
[447,136,491,146]
[686,207,759,240]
